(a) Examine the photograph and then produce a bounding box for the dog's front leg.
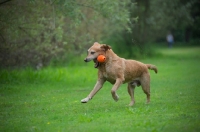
[111,78,123,102]
[81,79,105,103]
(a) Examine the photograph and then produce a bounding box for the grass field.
[0,46,200,132]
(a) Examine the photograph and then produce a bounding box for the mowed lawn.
[0,47,200,132]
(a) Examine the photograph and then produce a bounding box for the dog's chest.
[103,72,116,84]
[102,71,108,78]
[99,65,116,84]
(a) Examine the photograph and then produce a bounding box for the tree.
[0,0,131,68]
[110,0,197,58]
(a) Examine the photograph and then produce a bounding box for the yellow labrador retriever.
[81,42,157,106]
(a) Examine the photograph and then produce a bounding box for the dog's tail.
[146,64,158,74]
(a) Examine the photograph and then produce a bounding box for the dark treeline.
[0,0,199,68]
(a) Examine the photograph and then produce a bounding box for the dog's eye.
[91,51,95,54]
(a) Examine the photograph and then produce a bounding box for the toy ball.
[97,55,106,63]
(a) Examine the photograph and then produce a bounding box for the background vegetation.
[0,0,200,68]
[0,0,131,67]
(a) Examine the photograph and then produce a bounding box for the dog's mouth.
[93,58,99,68]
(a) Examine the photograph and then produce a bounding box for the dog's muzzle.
[84,58,93,62]
[84,58,99,68]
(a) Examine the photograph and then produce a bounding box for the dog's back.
[98,49,157,84]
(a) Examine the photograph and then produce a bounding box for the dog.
[81,42,157,106]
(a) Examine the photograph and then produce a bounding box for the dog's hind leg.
[127,81,140,106]
[127,83,135,106]
[140,73,151,104]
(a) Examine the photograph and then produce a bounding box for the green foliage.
[104,0,200,59]
[1,47,200,131]
[0,0,131,68]
[104,33,156,59]
[1,0,200,68]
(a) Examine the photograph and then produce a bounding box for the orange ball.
[97,55,106,63]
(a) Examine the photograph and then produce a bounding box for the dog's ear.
[94,42,100,46]
[100,44,111,51]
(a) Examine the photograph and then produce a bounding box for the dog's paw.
[128,101,135,106]
[81,97,90,103]
[113,94,119,102]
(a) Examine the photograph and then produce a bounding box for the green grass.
[1,46,200,132]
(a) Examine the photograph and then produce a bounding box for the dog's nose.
[84,58,88,62]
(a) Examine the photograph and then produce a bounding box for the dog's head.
[84,42,111,68]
